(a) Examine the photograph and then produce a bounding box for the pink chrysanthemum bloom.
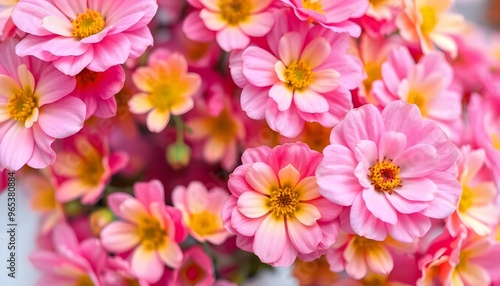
[129,50,201,133]
[183,0,275,52]
[30,223,106,286]
[166,245,216,286]
[70,65,125,119]
[326,231,417,279]
[172,181,231,245]
[0,39,85,171]
[222,143,342,266]
[11,0,158,76]
[281,0,369,37]
[101,180,187,284]
[371,47,462,141]
[446,146,499,237]
[316,100,461,243]
[232,10,363,138]
[396,0,465,58]
[52,135,128,205]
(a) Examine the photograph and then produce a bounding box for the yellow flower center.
[284,61,313,90]
[363,62,382,94]
[207,108,240,143]
[495,225,500,242]
[302,0,324,13]
[369,0,387,8]
[361,273,389,286]
[76,275,94,286]
[491,133,500,150]
[77,151,105,186]
[269,186,299,219]
[368,158,402,194]
[72,9,105,39]
[420,6,438,34]
[218,0,252,26]
[149,82,184,113]
[76,69,98,88]
[351,236,378,250]
[136,217,166,251]
[7,90,38,123]
[407,90,428,117]
[188,210,220,236]
[458,185,473,213]
[124,279,140,286]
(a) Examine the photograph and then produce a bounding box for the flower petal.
[253,215,286,263]
[100,222,140,253]
[245,162,278,195]
[278,163,300,188]
[287,216,322,254]
[294,203,321,226]
[237,191,270,218]
[146,109,170,133]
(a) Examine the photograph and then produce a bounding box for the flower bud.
[167,142,191,170]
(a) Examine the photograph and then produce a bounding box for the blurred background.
[0,0,499,285]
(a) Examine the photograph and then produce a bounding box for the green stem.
[172,116,185,144]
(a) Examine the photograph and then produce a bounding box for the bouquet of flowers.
[1,0,500,285]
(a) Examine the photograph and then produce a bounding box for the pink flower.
[446,146,499,236]
[396,0,465,57]
[223,142,342,266]
[166,245,215,286]
[172,181,231,244]
[129,50,201,133]
[316,100,461,242]
[102,256,150,286]
[12,0,158,76]
[282,0,369,37]
[232,10,362,137]
[371,46,462,141]
[100,180,187,284]
[70,65,125,119]
[0,39,85,171]
[0,0,21,40]
[183,0,275,51]
[30,223,106,286]
[52,135,128,205]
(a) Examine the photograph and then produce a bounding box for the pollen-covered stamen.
[302,0,324,14]
[269,186,299,219]
[7,90,38,123]
[72,9,105,39]
[368,157,402,194]
[284,61,313,90]
[149,82,181,112]
[136,217,166,251]
[218,0,252,25]
[419,6,438,34]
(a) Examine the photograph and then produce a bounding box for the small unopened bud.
[63,200,87,217]
[167,142,191,170]
[90,208,114,236]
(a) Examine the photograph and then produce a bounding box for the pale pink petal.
[107,192,134,219]
[41,36,90,57]
[460,263,491,286]
[239,12,275,37]
[269,82,293,111]
[52,48,94,76]
[199,9,227,31]
[0,123,34,171]
[300,38,331,69]
[253,215,286,263]
[378,131,407,159]
[245,162,277,195]
[272,235,298,267]
[393,177,437,201]
[295,177,320,201]
[238,191,269,218]
[310,197,343,221]
[134,180,165,208]
[241,145,271,164]
[345,248,368,279]
[146,109,170,133]
[240,85,269,119]
[242,46,279,87]
[231,208,266,236]
[203,137,225,163]
[170,98,194,116]
[87,34,131,72]
[394,144,439,177]
[182,11,215,42]
[131,244,164,284]
[382,100,423,136]
[342,104,384,150]
[278,31,302,66]
[366,246,394,275]
[353,139,377,167]
[17,64,35,91]
[128,93,153,114]
[119,198,150,223]
[387,213,431,243]
[37,97,85,138]
[362,190,398,224]
[35,66,76,105]
[310,69,340,93]
[278,163,300,188]
[157,241,183,269]
[27,124,56,169]
[55,180,88,202]
[52,0,85,19]
[350,194,388,241]
[216,26,250,52]
[123,27,154,58]
[385,192,429,214]
[199,0,219,11]
[294,203,321,226]
[293,89,329,113]
[100,222,140,253]
[40,16,72,37]
[0,75,20,97]
[287,217,322,254]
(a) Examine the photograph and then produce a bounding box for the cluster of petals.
[231,10,363,138]
[172,180,231,245]
[316,100,461,242]
[11,0,158,76]
[223,142,342,266]
[183,0,275,52]
[0,39,85,171]
[100,180,187,284]
[282,0,369,37]
[371,46,462,141]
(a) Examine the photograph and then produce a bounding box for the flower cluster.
[1,0,500,285]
